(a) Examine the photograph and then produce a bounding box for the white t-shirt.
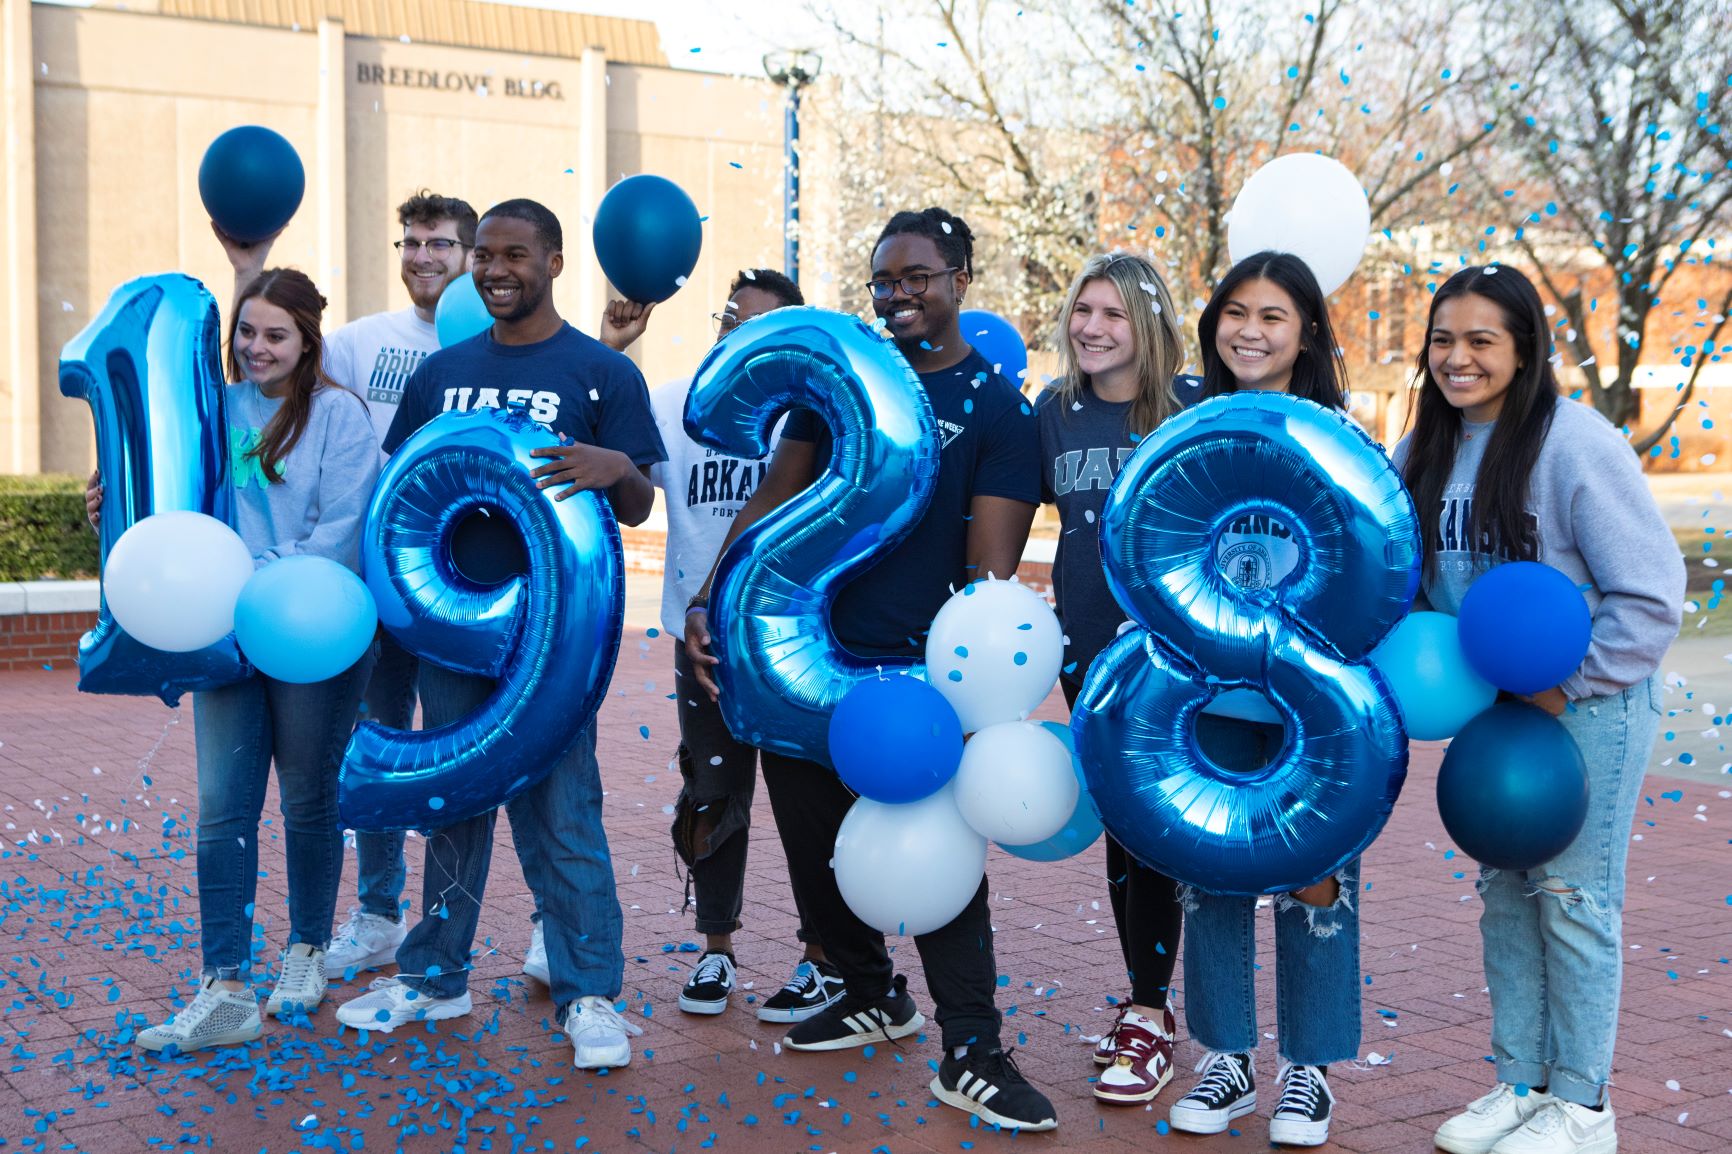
[649,377,778,636]
[323,307,440,446]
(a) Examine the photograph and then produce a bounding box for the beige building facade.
[1,0,793,475]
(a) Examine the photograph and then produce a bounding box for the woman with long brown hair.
[96,244,380,1052]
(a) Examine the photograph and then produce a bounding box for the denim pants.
[353,631,417,921]
[393,665,623,1011]
[1181,712,1363,1066]
[193,646,375,980]
[1479,675,1661,1108]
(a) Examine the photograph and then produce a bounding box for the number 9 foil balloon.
[338,406,624,830]
[684,308,939,766]
[1072,393,1420,895]
[57,274,249,706]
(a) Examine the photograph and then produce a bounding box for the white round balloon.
[103,511,254,652]
[1227,154,1370,295]
[954,721,1080,845]
[925,579,1063,732]
[832,783,987,937]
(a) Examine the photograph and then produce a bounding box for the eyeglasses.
[711,311,743,336]
[865,267,961,300]
[394,239,468,256]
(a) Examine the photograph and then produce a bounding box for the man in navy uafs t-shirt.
[335,199,666,1070]
[682,208,1058,1132]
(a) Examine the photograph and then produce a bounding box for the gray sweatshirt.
[1393,397,1684,700]
[227,380,380,573]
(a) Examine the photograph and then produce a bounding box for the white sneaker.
[1436,1084,1558,1154]
[136,978,262,1053]
[334,977,472,1033]
[324,910,408,979]
[1489,1100,1616,1154]
[563,995,643,1069]
[524,922,550,985]
[265,943,328,1018]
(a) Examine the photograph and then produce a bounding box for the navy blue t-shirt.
[1038,375,1202,686]
[783,348,1040,658]
[383,323,666,469]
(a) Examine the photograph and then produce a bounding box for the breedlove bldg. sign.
[355,62,564,100]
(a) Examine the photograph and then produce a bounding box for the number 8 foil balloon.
[1071,393,1420,895]
[338,406,624,829]
[57,274,249,705]
[684,308,939,766]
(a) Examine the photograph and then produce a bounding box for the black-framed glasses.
[865,267,961,300]
[711,311,743,336]
[394,238,468,255]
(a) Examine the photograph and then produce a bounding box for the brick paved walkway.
[0,626,1726,1153]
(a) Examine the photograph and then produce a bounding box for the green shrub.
[0,474,100,581]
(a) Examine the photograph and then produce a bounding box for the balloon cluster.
[1371,561,1594,870]
[826,580,1100,936]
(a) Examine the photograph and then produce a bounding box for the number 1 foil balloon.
[57,274,249,706]
[683,307,940,766]
[1072,393,1420,895]
[339,406,625,830]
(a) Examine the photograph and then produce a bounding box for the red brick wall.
[0,612,96,671]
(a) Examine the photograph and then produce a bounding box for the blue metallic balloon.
[1072,393,1420,894]
[684,307,940,765]
[57,274,249,706]
[339,406,624,830]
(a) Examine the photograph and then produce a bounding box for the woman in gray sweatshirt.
[1403,266,1683,1154]
[125,265,381,1054]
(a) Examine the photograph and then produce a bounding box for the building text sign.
[355,63,564,100]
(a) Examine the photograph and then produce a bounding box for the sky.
[480,0,832,79]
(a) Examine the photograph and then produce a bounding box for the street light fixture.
[763,49,822,285]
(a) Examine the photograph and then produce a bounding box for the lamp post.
[763,49,822,285]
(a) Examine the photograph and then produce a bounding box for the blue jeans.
[353,632,417,921]
[193,647,375,980]
[1479,675,1661,1108]
[393,665,623,1011]
[1181,713,1363,1066]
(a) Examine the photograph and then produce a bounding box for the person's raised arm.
[212,221,281,313]
[965,495,1037,586]
[683,437,819,700]
[598,298,656,353]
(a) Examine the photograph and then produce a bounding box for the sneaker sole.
[335,992,473,1033]
[1093,1062,1175,1105]
[266,992,327,1018]
[1433,1130,1509,1154]
[136,1022,262,1053]
[572,1043,632,1069]
[1169,1092,1258,1134]
[677,993,730,1015]
[1268,1116,1330,1146]
[323,947,402,980]
[783,1010,926,1052]
[756,988,846,1024]
[928,1076,1059,1132]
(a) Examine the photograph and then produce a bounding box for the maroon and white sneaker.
[1093,1002,1130,1066]
[1093,1006,1177,1104]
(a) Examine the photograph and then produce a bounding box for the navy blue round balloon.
[1437,701,1589,870]
[1457,561,1592,696]
[828,675,964,804]
[592,175,703,304]
[198,126,305,244]
[1072,393,1420,894]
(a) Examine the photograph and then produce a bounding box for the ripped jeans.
[1479,675,1661,1108]
[1180,713,1363,1067]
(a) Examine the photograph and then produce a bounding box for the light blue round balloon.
[1369,610,1497,741]
[998,721,1104,861]
[235,556,377,684]
[435,275,492,348]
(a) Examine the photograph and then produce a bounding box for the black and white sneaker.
[677,950,735,1015]
[1268,1062,1333,1147]
[930,1047,1058,1132]
[756,958,846,1024]
[1169,1051,1257,1135]
[783,973,924,1051]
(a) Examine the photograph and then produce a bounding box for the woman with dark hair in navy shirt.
[684,207,1058,1133]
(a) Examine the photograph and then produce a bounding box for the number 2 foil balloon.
[57,274,249,705]
[1072,393,1420,895]
[338,406,624,830]
[683,308,940,766]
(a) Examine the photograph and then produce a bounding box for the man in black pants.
[683,208,1057,1132]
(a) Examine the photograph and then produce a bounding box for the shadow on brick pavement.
[0,628,1726,1153]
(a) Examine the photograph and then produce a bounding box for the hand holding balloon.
[85,470,103,530]
[528,441,634,501]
